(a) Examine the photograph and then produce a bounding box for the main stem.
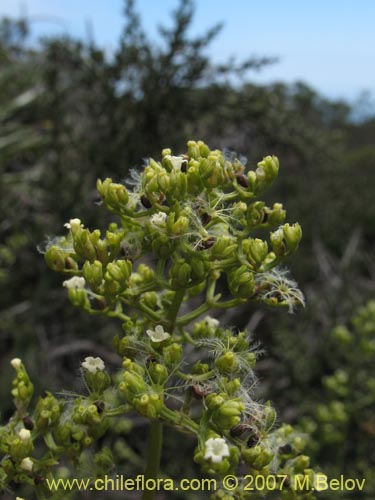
[142,289,185,500]
[142,420,163,500]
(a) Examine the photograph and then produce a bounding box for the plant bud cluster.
[0,142,318,499]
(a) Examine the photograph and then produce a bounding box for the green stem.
[177,301,211,326]
[142,420,163,500]
[212,298,245,309]
[167,289,185,331]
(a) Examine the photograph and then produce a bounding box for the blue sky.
[1,0,375,103]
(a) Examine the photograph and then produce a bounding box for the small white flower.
[81,356,105,373]
[165,154,184,170]
[16,497,26,500]
[204,437,230,463]
[64,218,83,230]
[150,211,167,226]
[20,457,33,471]
[18,429,31,441]
[63,276,86,290]
[204,316,219,329]
[146,325,170,343]
[10,358,22,370]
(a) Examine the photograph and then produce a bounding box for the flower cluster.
[0,141,319,499]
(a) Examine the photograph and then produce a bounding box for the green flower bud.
[292,435,308,452]
[187,140,200,159]
[222,377,241,396]
[199,156,225,188]
[151,233,177,259]
[162,343,183,366]
[148,363,169,385]
[86,404,102,426]
[198,141,211,158]
[106,260,132,283]
[8,435,33,460]
[211,237,237,260]
[84,369,111,394]
[171,215,189,236]
[114,336,138,359]
[192,316,219,338]
[106,230,124,250]
[293,455,310,473]
[97,178,129,212]
[263,403,277,431]
[120,371,147,399]
[242,445,273,469]
[283,223,302,253]
[170,259,192,289]
[192,361,210,375]
[162,148,172,157]
[186,166,204,195]
[190,256,209,283]
[212,399,245,430]
[141,292,158,309]
[205,393,225,410]
[35,393,61,429]
[227,265,255,299]
[94,447,114,472]
[67,288,90,309]
[73,229,97,261]
[242,238,269,270]
[11,360,34,410]
[175,170,188,198]
[256,155,279,186]
[247,201,266,228]
[215,352,240,374]
[95,238,109,264]
[45,246,66,271]
[270,227,286,256]
[265,203,286,226]
[134,393,163,419]
[83,260,103,291]
[138,263,155,282]
[104,260,132,294]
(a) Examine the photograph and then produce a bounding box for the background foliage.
[0,0,374,498]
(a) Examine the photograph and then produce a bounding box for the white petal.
[20,457,33,471]
[63,276,86,290]
[18,429,31,441]
[10,358,22,369]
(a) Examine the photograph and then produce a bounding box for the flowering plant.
[1,141,321,499]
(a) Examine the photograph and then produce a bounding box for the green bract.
[1,141,320,499]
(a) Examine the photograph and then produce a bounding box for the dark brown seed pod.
[181,160,188,173]
[278,443,292,455]
[65,257,76,270]
[236,174,249,188]
[192,384,208,399]
[95,297,107,310]
[146,356,158,366]
[94,401,105,414]
[22,416,34,430]
[230,424,247,438]
[140,195,152,208]
[34,475,46,485]
[200,213,211,225]
[247,432,259,448]
[197,237,216,250]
